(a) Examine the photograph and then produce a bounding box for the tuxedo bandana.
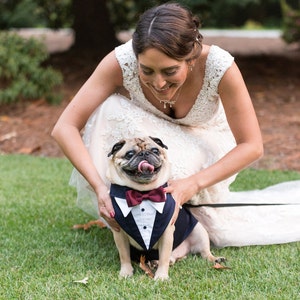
[110,183,198,252]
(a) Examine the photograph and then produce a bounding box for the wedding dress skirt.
[190,180,300,247]
[70,94,300,248]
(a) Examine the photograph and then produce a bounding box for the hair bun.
[193,17,200,29]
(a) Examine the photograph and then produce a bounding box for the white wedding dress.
[70,40,300,248]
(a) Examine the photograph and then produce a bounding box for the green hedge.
[281,0,300,44]
[0,32,62,104]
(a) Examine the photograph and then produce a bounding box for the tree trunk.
[72,0,119,55]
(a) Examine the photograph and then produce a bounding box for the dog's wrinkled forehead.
[134,138,152,150]
[130,137,167,151]
[108,136,167,157]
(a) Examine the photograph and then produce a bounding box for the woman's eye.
[164,70,177,76]
[141,69,153,75]
[124,151,135,159]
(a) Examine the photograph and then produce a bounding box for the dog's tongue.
[138,160,155,174]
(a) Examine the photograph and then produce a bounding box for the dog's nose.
[139,151,150,157]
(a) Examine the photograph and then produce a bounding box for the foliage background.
[1,0,299,47]
[0,32,62,104]
[0,0,289,30]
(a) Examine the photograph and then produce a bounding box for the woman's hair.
[132,2,203,61]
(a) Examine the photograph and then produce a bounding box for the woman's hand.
[96,184,120,231]
[165,176,199,205]
[164,176,199,224]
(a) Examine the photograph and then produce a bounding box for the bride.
[52,3,300,247]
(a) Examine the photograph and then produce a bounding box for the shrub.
[0,0,72,29]
[0,0,45,29]
[280,0,300,44]
[0,32,63,104]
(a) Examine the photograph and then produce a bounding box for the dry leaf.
[0,115,11,122]
[0,131,17,142]
[18,145,41,154]
[73,277,89,284]
[72,220,107,230]
[139,255,154,278]
[212,262,231,270]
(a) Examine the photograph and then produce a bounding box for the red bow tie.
[125,187,166,207]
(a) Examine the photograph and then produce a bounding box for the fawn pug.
[107,136,224,280]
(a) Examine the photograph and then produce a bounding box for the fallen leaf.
[212,262,231,270]
[0,131,17,142]
[73,277,89,284]
[0,115,12,122]
[18,145,41,154]
[72,220,107,230]
[139,255,154,278]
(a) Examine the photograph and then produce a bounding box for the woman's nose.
[153,74,167,89]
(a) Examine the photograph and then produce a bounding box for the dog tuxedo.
[110,183,198,253]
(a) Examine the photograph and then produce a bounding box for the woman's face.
[138,48,189,101]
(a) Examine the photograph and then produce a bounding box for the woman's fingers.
[99,206,120,231]
[98,191,120,231]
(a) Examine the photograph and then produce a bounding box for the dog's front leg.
[154,223,175,280]
[112,230,134,278]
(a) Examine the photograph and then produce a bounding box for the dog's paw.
[154,272,169,281]
[149,260,159,269]
[154,266,169,281]
[169,256,176,265]
[119,264,134,278]
[214,257,226,264]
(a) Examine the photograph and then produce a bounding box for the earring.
[190,65,194,72]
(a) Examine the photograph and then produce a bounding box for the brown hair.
[132,2,203,61]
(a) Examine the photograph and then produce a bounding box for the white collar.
[114,197,165,217]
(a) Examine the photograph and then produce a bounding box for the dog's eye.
[124,150,136,160]
[151,148,160,155]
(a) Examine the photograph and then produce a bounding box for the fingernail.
[110,211,115,218]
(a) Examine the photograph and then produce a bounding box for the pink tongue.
[138,160,155,173]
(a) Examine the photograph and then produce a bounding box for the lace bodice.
[115,40,234,127]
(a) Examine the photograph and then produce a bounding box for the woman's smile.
[151,83,174,97]
[138,48,188,101]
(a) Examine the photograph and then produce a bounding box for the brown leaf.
[72,220,107,230]
[0,115,11,122]
[139,255,154,278]
[212,262,231,270]
[0,131,17,142]
[18,145,41,154]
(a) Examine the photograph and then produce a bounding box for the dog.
[107,136,225,280]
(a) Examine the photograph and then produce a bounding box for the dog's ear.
[108,140,126,157]
[149,136,168,150]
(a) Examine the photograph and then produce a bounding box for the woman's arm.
[165,62,263,205]
[51,50,123,230]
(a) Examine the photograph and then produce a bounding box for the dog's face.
[107,137,170,191]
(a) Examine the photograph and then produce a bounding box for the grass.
[0,154,299,300]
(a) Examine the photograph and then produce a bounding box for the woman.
[52,3,300,247]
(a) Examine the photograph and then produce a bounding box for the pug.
[107,136,224,280]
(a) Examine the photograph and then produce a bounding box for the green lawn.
[0,155,299,300]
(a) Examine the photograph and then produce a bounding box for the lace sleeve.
[206,45,234,94]
[115,40,138,92]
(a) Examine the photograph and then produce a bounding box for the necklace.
[158,86,183,109]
